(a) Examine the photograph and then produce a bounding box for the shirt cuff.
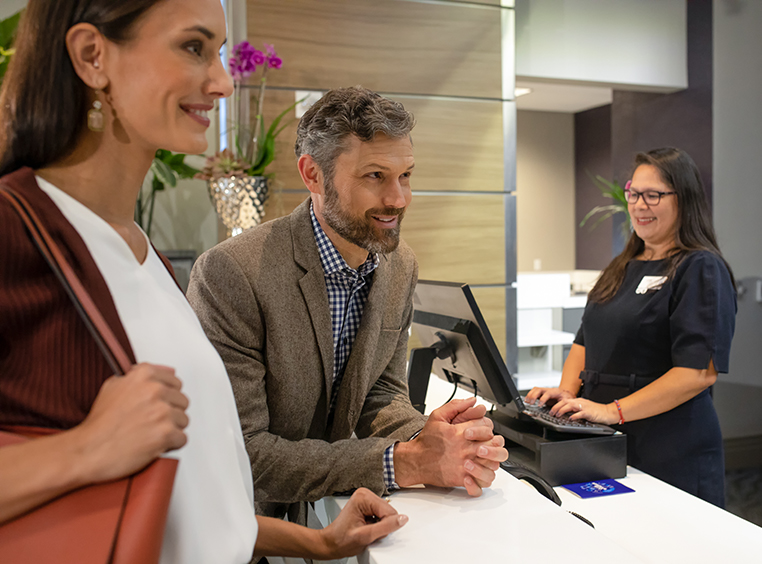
[383,442,400,491]
[383,430,423,492]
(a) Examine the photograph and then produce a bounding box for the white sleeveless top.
[36,177,257,564]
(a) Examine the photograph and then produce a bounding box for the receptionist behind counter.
[527,147,736,507]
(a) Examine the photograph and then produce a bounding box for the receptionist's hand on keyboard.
[551,397,619,425]
[525,386,575,407]
[393,398,509,497]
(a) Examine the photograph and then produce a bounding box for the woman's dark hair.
[0,0,165,177]
[589,147,735,302]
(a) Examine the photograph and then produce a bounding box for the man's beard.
[321,177,405,255]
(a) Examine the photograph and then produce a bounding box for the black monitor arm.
[407,333,454,414]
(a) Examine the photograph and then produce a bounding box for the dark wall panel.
[575,104,612,270]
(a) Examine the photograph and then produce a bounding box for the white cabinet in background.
[514,273,588,391]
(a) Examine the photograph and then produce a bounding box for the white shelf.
[562,295,588,309]
[514,371,563,391]
[517,329,575,348]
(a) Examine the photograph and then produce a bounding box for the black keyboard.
[521,399,616,435]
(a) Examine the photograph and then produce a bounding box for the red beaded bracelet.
[614,399,625,425]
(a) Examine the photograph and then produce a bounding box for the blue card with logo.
[562,479,635,499]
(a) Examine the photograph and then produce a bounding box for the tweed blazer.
[187,199,427,519]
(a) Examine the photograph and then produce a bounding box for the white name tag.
[636,275,668,294]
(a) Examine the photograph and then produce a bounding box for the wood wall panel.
[246,0,502,99]
[253,89,505,193]
[262,187,309,224]
[402,194,505,285]
[262,192,507,285]
[254,89,303,192]
[395,96,504,192]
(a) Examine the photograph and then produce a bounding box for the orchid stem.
[247,67,268,165]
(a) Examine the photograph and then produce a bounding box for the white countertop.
[323,377,762,564]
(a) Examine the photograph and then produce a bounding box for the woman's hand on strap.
[71,362,190,483]
[524,386,576,406]
[0,363,188,524]
[550,397,618,425]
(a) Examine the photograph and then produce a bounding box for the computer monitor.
[408,280,523,414]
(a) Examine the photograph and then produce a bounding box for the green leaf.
[579,170,631,233]
[266,96,305,140]
[580,204,623,229]
[250,136,273,175]
[151,158,176,187]
[168,153,186,166]
[171,161,200,179]
[152,175,165,192]
[155,148,172,162]
[0,11,22,50]
[248,97,305,173]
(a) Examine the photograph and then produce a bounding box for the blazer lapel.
[291,200,335,402]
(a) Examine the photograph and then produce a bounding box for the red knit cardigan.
[0,168,141,429]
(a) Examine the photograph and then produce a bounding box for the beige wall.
[516,110,575,272]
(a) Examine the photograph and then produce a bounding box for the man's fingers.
[465,458,496,485]
[474,458,501,471]
[450,404,487,425]
[475,443,509,462]
[462,422,495,441]
[463,475,483,497]
[431,397,477,422]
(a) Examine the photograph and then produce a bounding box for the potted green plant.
[135,149,200,237]
[580,172,631,240]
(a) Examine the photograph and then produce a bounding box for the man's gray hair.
[294,86,416,182]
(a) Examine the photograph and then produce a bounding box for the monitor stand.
[407,335,455,414]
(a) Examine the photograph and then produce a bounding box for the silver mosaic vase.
[207,175,269,237]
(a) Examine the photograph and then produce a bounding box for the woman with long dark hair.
[0,1,405,561]
[527,147,736,507]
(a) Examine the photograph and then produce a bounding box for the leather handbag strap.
[0,185,132,376]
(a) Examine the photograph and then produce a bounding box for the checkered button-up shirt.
[310,204,400,489]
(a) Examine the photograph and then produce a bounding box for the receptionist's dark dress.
[574,251,736,507]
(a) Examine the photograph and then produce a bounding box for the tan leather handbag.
[0,186,178,564]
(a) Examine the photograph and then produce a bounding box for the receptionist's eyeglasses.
[623,181,676,206]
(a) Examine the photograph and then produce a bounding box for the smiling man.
[187,87,507,528]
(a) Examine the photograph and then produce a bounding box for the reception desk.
[323,377,762,564]
[326,466,762,564]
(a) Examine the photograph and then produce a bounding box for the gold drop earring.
[87,89,105,132]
